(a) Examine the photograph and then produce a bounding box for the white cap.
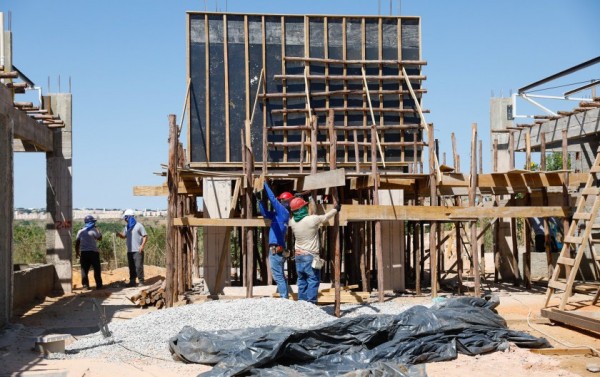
[122,209,135,219]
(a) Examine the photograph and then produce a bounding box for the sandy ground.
[1,266,599,377]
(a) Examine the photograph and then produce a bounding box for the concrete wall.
[13,264,56,312]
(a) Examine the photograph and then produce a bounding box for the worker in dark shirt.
[258,182,293,299]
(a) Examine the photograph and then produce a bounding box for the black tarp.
[169,297,550,377]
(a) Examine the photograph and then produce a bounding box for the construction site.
[1,3,600,377]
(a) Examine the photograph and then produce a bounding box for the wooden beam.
[133,178,203,196]
[299,168,346,191]
[541,308,600,335]
[530,348,595,356]
[449,206,569,219]
[134,185,168,196]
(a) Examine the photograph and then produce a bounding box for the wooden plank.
[298,168,346,191]
[175,217,269,227]
[541,308,600,334]
[350,176,415,190]
[134,185,168,196]
[449,206,570,219]
[530,348,594,356]
[176,204,570,225]
[134,179,202,197]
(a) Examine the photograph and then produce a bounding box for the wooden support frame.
[187,12,424,169]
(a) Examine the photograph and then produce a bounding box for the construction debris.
[129,280,166,309]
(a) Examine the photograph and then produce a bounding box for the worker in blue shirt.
[258,182,293,299]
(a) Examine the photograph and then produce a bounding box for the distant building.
[14,208,167,220]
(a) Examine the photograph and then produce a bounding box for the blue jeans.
[295,254,321,304]
[270,252,288,299]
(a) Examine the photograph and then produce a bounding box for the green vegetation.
[13,221,46,264]
[13,218,171,269]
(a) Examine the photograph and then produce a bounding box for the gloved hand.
[335,203,342,212]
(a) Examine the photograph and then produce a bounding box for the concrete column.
[45,93,73,294]
[379,189,405,291]
[490,98,513,171]
[0,113,14,327]
[490,97,519,282]
[202,178,232,294]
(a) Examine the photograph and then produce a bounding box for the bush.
[13,218,168,269]
[13,221,46,264]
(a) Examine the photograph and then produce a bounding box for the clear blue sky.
[3,0,599,210]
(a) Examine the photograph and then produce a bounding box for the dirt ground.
[1,267,599,377]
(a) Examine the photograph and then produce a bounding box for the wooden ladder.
[545,148,600,310]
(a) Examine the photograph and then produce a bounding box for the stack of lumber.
[129,280,166,309]
[317,285,371,304]
[273,284,371,304]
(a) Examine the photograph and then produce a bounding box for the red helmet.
[290,197,308,212]
[277,192,293,201]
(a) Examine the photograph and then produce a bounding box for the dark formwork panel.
[188,12,423,166]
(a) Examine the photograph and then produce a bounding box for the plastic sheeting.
[169,297,550,377]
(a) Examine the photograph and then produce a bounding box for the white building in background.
[14,208,167,220]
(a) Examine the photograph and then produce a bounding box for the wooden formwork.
[186,12,426,171]
[158,13,600,310]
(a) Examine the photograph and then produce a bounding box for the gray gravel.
[51,297,428,367]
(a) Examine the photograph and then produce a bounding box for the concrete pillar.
[0,16,14,328]
[490,98,513,171]
[379,189,405,291]
[0,113,14,327]
[490,97,519,282]
[45,93,72,294]
[202,178,232,294]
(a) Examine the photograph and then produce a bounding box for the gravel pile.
[52,297,427,366]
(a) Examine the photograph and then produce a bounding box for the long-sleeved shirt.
[258,182,289,247]
[289,208,338,254]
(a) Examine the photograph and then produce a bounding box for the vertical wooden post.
[166,114,178,307]
[470,123,480,297]
[511,215,521,286]
[429,124,438,297]
[540,133,547,170]
[328,110,341,316]
[243,132,254,298]
[541,133,553,278]
[524,197,532,290]
[478,139,483,174]
[509,132,515,170]
[452,132,462,294]
[493,139,499,283]
[562,129,569,245]
[525,131,531,170]
[451,133,459,173]
[415,221,421,295]
[372,116,384,303]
